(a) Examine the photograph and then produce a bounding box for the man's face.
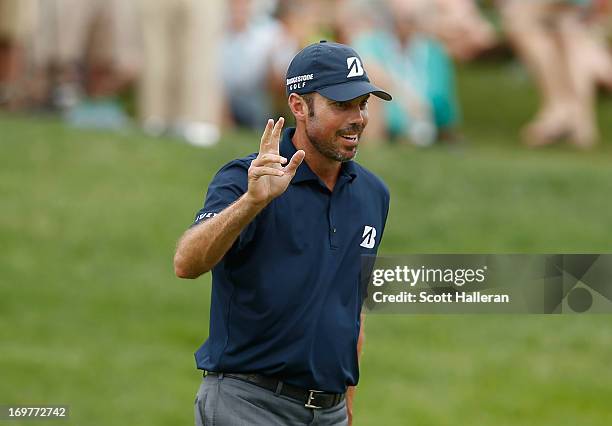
[304,93,370,162]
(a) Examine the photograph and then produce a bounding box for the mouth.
[339,134,359,144]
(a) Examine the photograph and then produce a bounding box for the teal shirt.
[353,31,459,136]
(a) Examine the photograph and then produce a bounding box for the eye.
[360,99,369,109]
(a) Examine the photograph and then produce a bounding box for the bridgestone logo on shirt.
[360,226,377,248]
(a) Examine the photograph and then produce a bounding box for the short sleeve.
[361,178,391,305]
[381,184,390,235]
[192,158,257,251]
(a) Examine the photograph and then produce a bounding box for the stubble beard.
[304,116,364,163]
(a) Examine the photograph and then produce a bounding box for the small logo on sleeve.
[347,57,364,78]
[360,225,377,248]
[195,212,217,223]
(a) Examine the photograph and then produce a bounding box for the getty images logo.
[360,226,377,249]
[347,57,364,78]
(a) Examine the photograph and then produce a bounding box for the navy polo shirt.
[192,127,390,393]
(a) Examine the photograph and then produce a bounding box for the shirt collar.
[280,127,358,185]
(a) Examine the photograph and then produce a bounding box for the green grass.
[1,61,612,425]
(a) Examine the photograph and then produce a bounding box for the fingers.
[259,119,273,153]
[252,154,287,167]
[249,166,285,179]
[249,150,303,181]
[283,150,305,175]
[259,117,285,154]
[270,117,284,153]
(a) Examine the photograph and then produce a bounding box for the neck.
[292,125,341,191]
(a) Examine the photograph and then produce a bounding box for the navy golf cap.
[285,40,392,102]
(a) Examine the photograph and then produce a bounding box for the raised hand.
[246,118,305,207]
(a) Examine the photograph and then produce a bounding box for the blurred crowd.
[0,0,611,147]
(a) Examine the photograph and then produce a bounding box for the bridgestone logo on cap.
[286,74,314,86]
[286,73,314,92]
[346,57,364,78]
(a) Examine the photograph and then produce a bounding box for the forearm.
[174,118,303,279]
[346,386,356,425]
[174,193,265,278]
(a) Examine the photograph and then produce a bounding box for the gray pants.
[194,374,349,426]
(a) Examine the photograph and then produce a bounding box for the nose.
[348,105,366,127]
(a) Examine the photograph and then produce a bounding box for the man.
[174,41,392,426]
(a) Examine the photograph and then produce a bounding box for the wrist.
[242,192,269,212]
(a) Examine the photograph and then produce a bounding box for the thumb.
[284,150,305,175]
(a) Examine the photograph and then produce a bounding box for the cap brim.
[317,80,392,102]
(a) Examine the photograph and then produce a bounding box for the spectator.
[268,0,326,118]
[138,0,223,146]
[220,0,281,130]
[350,0,461,145]
[30,0,140,128]
[501,0,610,147]
[332,0,377,46]
[0,0,37,109]
[427,0,497,61]
[588,0,612,91]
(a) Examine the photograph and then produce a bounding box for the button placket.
[328,195,338,249]
[328,179,348,249]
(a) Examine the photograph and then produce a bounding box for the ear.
[288,93,308,122]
